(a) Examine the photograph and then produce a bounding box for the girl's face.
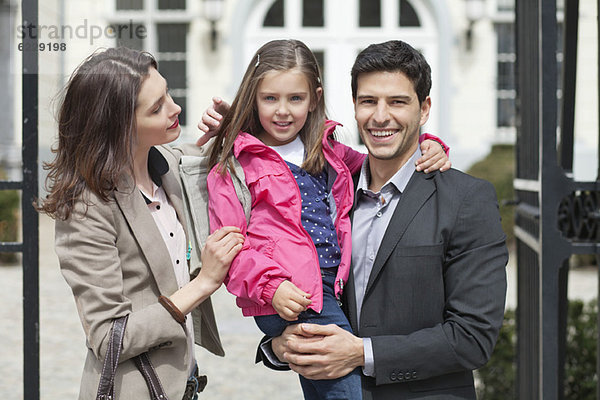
[135,68,182,151]
[255,69,322,146]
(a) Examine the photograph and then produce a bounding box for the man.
[263,40,508,399]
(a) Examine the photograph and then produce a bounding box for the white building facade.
[5,0,598,179]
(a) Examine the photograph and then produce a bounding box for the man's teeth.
[371,130,396,137]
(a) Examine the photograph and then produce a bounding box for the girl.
[39,47,243,400]
[206,39,449,400]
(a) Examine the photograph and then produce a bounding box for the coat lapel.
[364,171,437,297]
[161,167,189,240]
[114,173,179,296]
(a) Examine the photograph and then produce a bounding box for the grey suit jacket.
[55,145,222,399]
[345,169,508,400]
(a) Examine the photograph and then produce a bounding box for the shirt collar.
[356,146,421,196]
[268,135,305,166]
[141,147,169,204]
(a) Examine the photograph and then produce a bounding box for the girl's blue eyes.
[263,96,304,102]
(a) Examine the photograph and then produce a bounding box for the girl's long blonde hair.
[208,39,327,175]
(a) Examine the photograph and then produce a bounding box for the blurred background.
[1,0,597,182]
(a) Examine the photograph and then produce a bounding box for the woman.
[38,47,243,399]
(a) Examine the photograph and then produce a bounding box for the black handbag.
[96,315,169,400]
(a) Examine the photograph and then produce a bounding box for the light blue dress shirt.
[352,147,421,377]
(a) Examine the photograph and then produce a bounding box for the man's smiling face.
[354,70,430,166]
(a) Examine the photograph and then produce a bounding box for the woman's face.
[135,68,181,151]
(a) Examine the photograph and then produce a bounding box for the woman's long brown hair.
[208,39,328,175]
[38,47,157,220]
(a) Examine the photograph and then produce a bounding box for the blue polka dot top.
[286,161,342,270]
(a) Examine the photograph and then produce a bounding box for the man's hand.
[272,280,312,321]
[196,96,231,146]
[279,323,364,380]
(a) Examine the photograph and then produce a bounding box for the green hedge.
[476,300,598,399]
[466,144,515,246]
[0,170,19,264]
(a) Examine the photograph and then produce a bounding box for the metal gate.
[0,0,39,398]
[514,0,600,398]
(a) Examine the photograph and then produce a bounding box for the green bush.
[466,144,515,246]
[475,309,517,399]
[476,299,598,399]
[565,300,597,398]
[0,170,19,264]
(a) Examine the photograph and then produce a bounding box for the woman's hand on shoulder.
[197,226,244,289]
[196,97,231,146]
[168,226,243,315]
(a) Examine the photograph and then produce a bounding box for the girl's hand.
[416,139,451,173]
[196,96,231,146]
[272,280,312,321]
[196,226,244,290]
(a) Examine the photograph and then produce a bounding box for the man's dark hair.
[351,40,432,103]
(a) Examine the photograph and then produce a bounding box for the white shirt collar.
[268,135,305,166]
[357,147,422,195]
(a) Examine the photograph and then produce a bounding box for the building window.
[399,0,420,27]
[112,1,190,126]
[157,23,187,52]
[496,0,513,12]
[303,0,324,27]
[312,50,325,82]
[158,0,186,10]
[494,1,564,133]
[495,22,516,128]
[116,0,143,10]
[114,22,145,50]
[359,0,381,27]
[157,23,188,125]
[264,0,284,27]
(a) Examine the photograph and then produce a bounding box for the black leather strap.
[134,352,169,399]
[96,316,169,400]
[96,316,128,400]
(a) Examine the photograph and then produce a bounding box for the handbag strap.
[96,315,128,400]
[96,315,169,400]
[134,352,169,399]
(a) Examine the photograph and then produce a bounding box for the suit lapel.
[114,174,179,296]
[364,171,437,296]
[345,264,359,332]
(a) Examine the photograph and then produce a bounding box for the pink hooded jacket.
[207,121,364,316]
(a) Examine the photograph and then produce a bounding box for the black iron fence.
[0,0,39,398]
[514,0,600,398]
